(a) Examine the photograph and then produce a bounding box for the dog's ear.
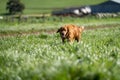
[57,28,61,33]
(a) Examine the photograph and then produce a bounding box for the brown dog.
[57,24,84,43]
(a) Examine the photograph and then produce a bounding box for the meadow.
[0,16,120,80]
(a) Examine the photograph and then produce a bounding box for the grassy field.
[0,25,120,80]
[0,17,120,35]
[0,17,120,80]
[0,0,106,14]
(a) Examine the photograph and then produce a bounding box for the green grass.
[0,17,120,35]
[0,0,106,14]
[0,27,120,80]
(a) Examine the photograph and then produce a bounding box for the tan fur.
[57,24,84,43]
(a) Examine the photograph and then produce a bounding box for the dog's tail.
[79,26,84,32]
[81,26,84,31]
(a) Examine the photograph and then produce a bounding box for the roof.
[111,0,120,3]
[90,0,120,13]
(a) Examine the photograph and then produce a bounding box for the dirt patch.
[85,24,119,30]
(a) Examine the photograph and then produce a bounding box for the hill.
[0,0,106,15]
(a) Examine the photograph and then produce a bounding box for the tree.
[6,0,25,15]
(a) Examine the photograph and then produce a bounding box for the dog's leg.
[68,38,74,43]
[62,38,65,43]
[76,37,80,42]
[75,36,80,42]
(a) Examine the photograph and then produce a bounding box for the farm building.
[52,0,120,17]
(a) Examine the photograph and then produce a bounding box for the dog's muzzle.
[60,33,66,38]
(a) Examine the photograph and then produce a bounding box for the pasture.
[0,17,120,80]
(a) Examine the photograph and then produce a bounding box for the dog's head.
[57,26,68,38]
